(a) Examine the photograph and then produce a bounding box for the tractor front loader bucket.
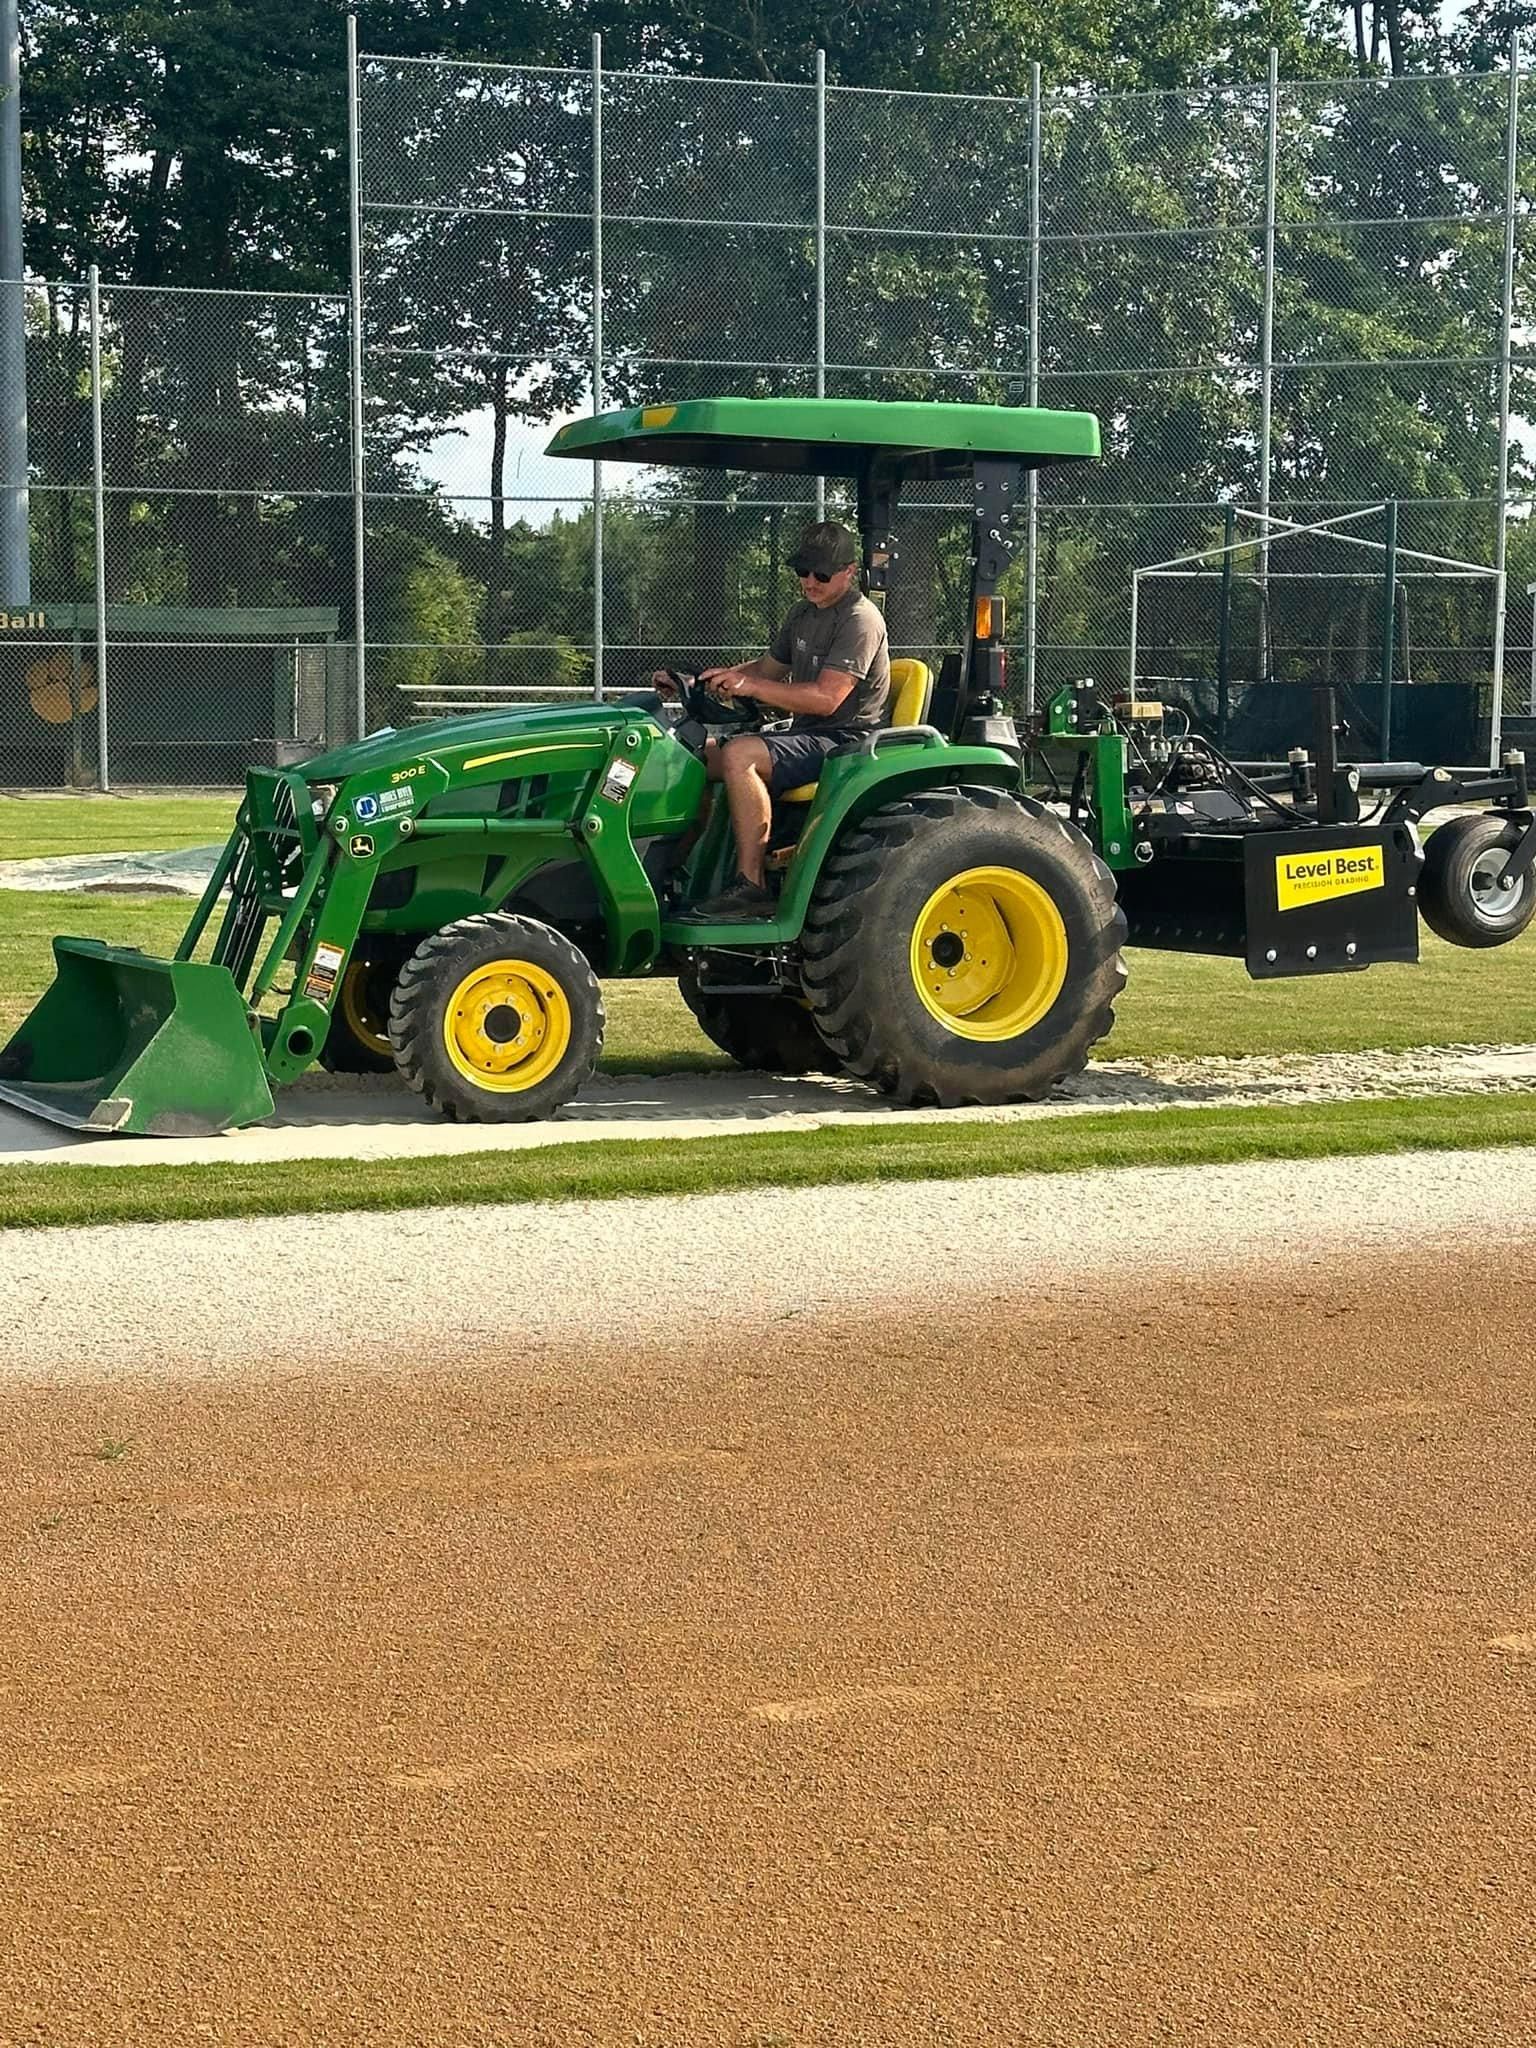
[0,938,274,1137]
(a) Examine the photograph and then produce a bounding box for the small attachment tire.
[678,962,842,1076]
[1419,814,1536,948]
[390,912,604,1122]
[800,787,1128,1107]
[319,940,410,1075]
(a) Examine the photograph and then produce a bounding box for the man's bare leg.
[716,735,774,887]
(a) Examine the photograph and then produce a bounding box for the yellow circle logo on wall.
[26,653,98,725]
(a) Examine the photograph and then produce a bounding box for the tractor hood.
[297,702,645,783]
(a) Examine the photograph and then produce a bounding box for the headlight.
[309,781,339,820]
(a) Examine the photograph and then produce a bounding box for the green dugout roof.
[545,397,1100,479]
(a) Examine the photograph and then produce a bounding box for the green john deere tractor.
[2,395,1532,1136]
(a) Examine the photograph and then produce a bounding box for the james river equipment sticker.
[353,784,416,824]
[302,940,346,1004]
[1274,843,1384,912]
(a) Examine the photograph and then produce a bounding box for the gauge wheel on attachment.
[1418,813,1536,949]
[389,912,604,1122]
[800,786,1128,1108]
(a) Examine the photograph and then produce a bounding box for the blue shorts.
[763,730,846,797]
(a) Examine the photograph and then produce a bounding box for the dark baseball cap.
[788,520,858,576]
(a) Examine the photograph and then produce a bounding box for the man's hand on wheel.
[701,666,754,701]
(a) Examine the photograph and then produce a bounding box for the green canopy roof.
[545,397,1099,480]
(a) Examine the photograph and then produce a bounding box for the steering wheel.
[664,668,765,730]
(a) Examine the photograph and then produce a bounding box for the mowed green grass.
[5,883,1534,1063]
[5,1093,1536,1231]
[0,794,235,861]
[2,795,1533,1062]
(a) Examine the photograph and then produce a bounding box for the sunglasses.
[795,564,851,584]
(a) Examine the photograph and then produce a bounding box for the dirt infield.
[4,1239,1535,2045]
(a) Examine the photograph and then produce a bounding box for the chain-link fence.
[7,275,354,789]
[351,40,1536,771]
[8,41,1535,787]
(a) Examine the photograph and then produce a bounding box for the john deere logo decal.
[1275,844,1384,912]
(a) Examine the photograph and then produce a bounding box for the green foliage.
[16,1,1528,734]
[366,527,484,714]
[0,796,234,861]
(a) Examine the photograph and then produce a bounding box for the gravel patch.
[3,1043,1536,1169]
[3,1145,1531,1385]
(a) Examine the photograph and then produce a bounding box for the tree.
[17,0,1527,723]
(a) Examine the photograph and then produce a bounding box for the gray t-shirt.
[768,590,891,735]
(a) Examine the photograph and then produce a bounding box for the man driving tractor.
[658,518,891,921]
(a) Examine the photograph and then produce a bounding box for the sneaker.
[677,873,777,922]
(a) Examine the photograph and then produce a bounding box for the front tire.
[1419,814,1536,948]
[800,787,1127,1107]
[390,912,604,1122]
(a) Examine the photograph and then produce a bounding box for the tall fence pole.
[815,47,827,523]
[1025,60,1042,711]
[1128,571,1139,703]
[1217,501,1236,744]
[1491,28,1519,765]
[1379,495,1399,756]
[0,0,28,605]
[346,12,367,739]
[592,31,605,700]
[88,263,109,790]
[1257,46,1279,638]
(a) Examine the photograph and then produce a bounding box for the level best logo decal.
[1274,843,1385,912]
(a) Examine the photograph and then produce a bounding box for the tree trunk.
[46,286,86,597]
[169,145,242,604]
[487,358,509,642]
[1381,0,1406,74]
[106,147,176,592]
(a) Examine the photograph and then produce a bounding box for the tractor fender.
[774,745,1023,941]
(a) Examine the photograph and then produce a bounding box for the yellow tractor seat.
[778,657,934,803]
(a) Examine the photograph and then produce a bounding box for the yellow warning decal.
[1275,844,1385,912]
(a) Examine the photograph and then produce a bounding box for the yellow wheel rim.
[442,958,572,1092]
[339,958,393,1059]
[909,865,1068,1041]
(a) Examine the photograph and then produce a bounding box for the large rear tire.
[678,962,841,1076]
[800,787,1127,1107]
[390,912,604,1123]
[1418,813,1536,948]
